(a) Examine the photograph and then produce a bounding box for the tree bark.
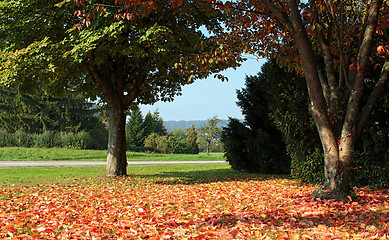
[106,102,127,177]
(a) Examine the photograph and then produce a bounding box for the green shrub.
[127,146,158,153]
[58,132,76,148]
[33,131,56,148]
[144,133,169,153]
[14,130,34,148]
[221,119,251,171]
[168,137,198,154]
[89,127,108,150]
[0,130,15,147]
[74,131,96,149]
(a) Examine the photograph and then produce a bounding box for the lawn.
[1,164,388,239]
[0,147,224,161]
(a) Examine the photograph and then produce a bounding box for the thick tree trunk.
[106,103,127,177]
[310,139,353,201]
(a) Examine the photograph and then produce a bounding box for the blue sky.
[140,57,266,121]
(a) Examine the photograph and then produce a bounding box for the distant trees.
[126,109,200,154]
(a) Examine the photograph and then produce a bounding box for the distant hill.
[163,119,230,132]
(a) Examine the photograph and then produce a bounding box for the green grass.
[0,164,266,187]
[0,147,224,161]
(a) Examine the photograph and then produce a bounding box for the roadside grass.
[0,147,224,161]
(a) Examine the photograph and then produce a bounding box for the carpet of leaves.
[1,176,388,239]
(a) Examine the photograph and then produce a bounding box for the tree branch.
[259,0,294,34]
[122,75,147,107]
[340,0,383,145]
[357,60,389,136]
[87,52,114,103]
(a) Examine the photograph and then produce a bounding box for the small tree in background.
[125,108,145,148]
[198,116,222,155]
[143,110,168,138]
[186,124,199,154]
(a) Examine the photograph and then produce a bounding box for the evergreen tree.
[0,87,103,133]
[143,110,167,139]
[221,61,290,174]
[126,109,145,148]
[186,124,199,154]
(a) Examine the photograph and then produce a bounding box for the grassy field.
[0,164,237,187]
[0,147,224,161]
[1,151,388,239]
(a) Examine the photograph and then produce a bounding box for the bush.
[58,132,76,148]
[0,129,106,150]
[0,130,15,147]
[168,137,198,154]
[33,131,56,148]
[222,118,290,174]
[74,131,96,149]
[143,133,199,154]
[221,119,251,171]
[14,130,34,148]
[57,131,99,149]
[127,146,158,153]
[144,133,169,153]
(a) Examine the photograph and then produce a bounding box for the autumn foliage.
[1,175,388,239]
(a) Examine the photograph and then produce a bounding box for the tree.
[222,0,389,200]
[0,0,242,176]
[143,110,167,138]
[198,116,222,155]
[0,87,103,134]
[125,108,145,148]
[221,64,290,174]
[186,124,200,154]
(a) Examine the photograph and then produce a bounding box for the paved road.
[0,160,227,168]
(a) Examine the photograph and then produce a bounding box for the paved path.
[0,160,227,168]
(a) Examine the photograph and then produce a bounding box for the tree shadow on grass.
[130,168,289,185]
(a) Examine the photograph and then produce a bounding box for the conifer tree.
[126,109,145,148]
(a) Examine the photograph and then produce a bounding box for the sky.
[140,56,267,121]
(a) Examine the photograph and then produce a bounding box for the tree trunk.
[287,0,350,200]
[206,140,211,155]
[310,138,353,201]
[106,103,127,177]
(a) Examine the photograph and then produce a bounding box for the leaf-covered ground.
[1,176,388,239]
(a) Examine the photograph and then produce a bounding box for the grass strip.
[0,147,224,161]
